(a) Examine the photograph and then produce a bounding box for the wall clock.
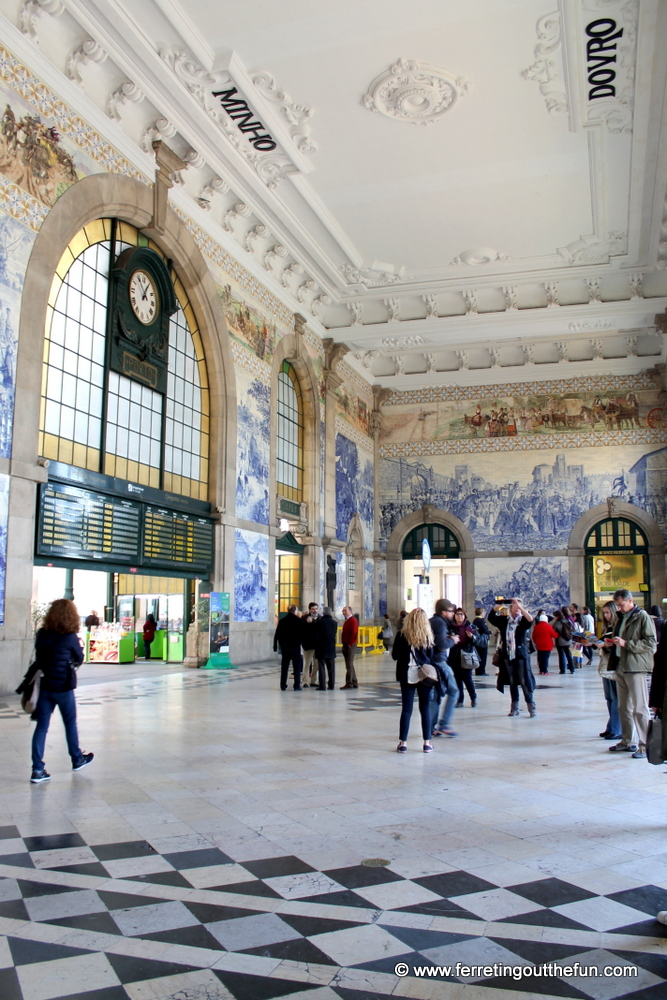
[110,246,177,394]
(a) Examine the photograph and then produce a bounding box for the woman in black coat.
[392,607,437,753]
[30,599,93,783]
[488,600,536,717]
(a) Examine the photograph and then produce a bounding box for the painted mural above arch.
[379,444,667,553]
[380,377,664,449]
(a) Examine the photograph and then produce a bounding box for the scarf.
[506,614,520,661]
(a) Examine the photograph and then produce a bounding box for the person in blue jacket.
[30,599,94,783]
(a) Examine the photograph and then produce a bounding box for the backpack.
[561,621,572,641]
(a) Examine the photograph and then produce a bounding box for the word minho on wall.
[212,87,277,151]
[585,18,623,100]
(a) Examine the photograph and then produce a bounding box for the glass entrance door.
[166,592,184,661]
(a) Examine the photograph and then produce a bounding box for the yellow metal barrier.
[334,624,384,654]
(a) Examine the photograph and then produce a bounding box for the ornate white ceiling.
[3,0,667,386]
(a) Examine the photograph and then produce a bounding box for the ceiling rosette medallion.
[362,57,469,124]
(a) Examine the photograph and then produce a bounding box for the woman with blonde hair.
[392,607,438,753]
[30,598,93,784]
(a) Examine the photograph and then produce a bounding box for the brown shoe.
[340,684,352,689]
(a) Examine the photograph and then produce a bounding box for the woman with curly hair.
[30,599,93,784]
[392,607,437,753]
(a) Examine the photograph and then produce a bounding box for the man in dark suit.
[315,607,337,689]
[273,606,304,690]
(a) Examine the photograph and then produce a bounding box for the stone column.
[371,386,391,621]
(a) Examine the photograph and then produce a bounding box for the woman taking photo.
[30,599,93,783]
[447,608,479,707]
[392,607,437,753]
[488,599,536,717]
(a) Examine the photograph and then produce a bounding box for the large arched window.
[276,361,303,503]
[39,219,209,500]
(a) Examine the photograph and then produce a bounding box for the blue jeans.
[602,676,621,737]
[31,689,83,771]
[557,646,574,673]
[434,663,459,730]
[399,682,433,740]
[537,649,551,673]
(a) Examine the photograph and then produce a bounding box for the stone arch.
[6,173,236,672]
[567,501,666,605]
[385,507,475,617]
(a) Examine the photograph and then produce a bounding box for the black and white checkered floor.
[0,657,665,999]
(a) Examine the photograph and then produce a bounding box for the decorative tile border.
[385,371,659,406]
[230,339,271,384]
[0,45,146,182]
[302,324,324,357]
[338,359,374,402]
[173,206,295,329]
[379,425,666,457]
[336,414,374,454]
[0,173,47,231]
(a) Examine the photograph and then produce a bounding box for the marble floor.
[0,654,666,1000]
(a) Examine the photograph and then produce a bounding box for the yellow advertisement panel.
[591,553,644,592]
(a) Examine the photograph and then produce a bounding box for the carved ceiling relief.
[362,58,470,124]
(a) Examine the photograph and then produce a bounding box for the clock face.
[129,269,159,325]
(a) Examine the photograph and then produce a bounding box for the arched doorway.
[386,508,474,618]
[567,502,666,627]
[585,518,649,622]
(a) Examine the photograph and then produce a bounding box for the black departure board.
[143,507,214,572]
[36,482,214,575]
[37,483,141,562]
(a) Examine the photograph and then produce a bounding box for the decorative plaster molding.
[568,319,614,332]
[384,298,400,323]
[159,47,309,188]
[450,247,510,266]
[250,71,316,156]
[546,282,560,307]
[423,294,439,318]
[350,302,363,326]
[19,0,64,40]
[66,39,107,86]
[558,231,627,265]
[196,175,228,210]
[280,262,304,289]
[222,200,251,233]
[312,293,331,317]
[587,279,602,303]
[522,12,567,116]
[107,80,144,121]
[381,335,425,350]
[503,286,518,311]
[463,290,478,314]
[340,261,406,287]
[296,278,317,304]
[362,57,469,124]
[172,204,294,327]
[244,222,270,253]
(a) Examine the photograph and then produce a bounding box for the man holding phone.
[606,589,656,759]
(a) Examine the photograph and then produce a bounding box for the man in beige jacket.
[607,589,656,759]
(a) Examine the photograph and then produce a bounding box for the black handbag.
[647,718,663,765]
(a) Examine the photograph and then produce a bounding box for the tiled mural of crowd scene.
[0,214,33,458]
[381,382,664,444]
[379,444,667,552]
[235,362,270,525]
[335,433,374,547]
[234,529,269,623]
[475,556,570,614]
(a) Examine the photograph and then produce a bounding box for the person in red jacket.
[340,606,359,689]
[532,614,559,674]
